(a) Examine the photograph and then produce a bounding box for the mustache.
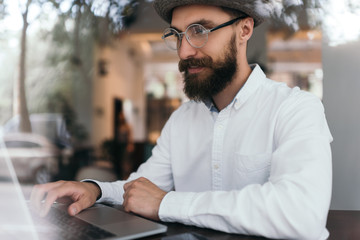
[178,57,213,73]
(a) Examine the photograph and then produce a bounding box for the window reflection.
[1,0,351,188]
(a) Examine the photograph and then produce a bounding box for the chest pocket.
[233,153,271,188]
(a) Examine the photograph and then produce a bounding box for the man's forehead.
[170,18,215,31]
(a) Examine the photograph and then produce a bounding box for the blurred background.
[0,0,359,211]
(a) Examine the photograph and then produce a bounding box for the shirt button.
[214,164,219,169]
[218,124,223,129]
[235,102,240,108]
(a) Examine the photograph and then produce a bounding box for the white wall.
[91,40,147,152]
[322,39,360,210]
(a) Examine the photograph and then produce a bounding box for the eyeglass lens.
[163,29,180,50]
[163,24,209,50]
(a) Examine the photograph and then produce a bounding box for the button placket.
[211,107,230,190]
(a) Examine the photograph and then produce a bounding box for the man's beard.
[178,35,237,102]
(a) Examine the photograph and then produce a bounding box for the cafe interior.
[0,0,360,238]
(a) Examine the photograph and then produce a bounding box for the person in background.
[31,1,333,239]
[115,111,134,179]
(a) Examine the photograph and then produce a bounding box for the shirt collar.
[203,99,218,113]
[233,64,266,110]
[203,64,267,112]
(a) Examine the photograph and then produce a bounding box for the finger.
[123,179,135,192]
[30,185,46,212]
[122,190,132,213]
[30,181,65,203]
[122,182,136,212]
[122,186,130,208]
[68,195,94,216]
[30,181,64,212]
[56,196,74,205]
[135,177,148,183]
[123,181,139,203]
[40,182,79,217]
[39,190,65,217]
[124,177,149,191]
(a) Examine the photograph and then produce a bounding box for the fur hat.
[153,0,265,27]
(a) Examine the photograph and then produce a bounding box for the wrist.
[84,181,102,200]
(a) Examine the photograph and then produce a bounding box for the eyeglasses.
[162,16,247,50]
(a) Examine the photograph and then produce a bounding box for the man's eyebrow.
[169,25,181,32]
[170,19,216,32]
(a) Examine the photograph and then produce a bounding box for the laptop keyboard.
[31,206,116,240]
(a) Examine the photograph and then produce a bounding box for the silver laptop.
[0,128,167,240]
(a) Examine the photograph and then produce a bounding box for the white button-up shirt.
[94,64,333,240]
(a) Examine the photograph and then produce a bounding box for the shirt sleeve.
[158,93,332,240]
[84,113,175,205]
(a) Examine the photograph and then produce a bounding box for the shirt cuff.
[81,179,125,204]
[158,191,196,225]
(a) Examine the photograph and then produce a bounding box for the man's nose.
[178,36,197,60]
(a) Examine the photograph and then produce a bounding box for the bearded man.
[31,1,333,239]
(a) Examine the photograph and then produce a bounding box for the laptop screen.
[0,128,38,240]
[0,127,167,240]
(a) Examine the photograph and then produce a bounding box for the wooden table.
[326,210,360,240]
[141,210,360,240]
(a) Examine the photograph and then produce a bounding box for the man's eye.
[190,25,206,35]
[194,27,205,34]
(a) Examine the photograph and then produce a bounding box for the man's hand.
[123,177,167,221]
[30,180,101,217]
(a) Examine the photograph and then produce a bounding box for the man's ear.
[238,17,254,42]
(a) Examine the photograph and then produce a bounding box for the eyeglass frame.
[162,15,248,50]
